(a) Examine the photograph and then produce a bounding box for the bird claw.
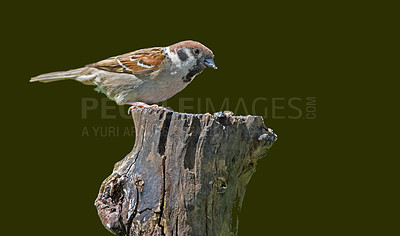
[127,103,160,114]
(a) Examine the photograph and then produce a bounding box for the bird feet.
[127,102,175,114]
[127,102,159,114]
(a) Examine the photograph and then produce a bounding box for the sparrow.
[30,40,217,110]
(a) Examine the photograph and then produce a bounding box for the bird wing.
[89,47,165,75]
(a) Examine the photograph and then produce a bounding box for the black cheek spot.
[177,49,188,61]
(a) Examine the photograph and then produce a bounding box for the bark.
[95,108,277,236]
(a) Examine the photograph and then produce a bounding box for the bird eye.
[194,48,200,54]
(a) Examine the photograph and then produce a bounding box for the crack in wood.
[158,112,172,156]
[157,111,172,236]
[157,155,166,236]
[184,117,200,170]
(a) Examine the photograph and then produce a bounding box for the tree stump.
[94,108,277,236]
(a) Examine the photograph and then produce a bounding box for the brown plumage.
[90,47,165,75]
[30,40,217,105]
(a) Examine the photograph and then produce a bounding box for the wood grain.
[95,108,277,236]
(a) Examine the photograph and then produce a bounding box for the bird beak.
[203,57,218,69]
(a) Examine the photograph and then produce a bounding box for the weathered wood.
[95,108,277,236]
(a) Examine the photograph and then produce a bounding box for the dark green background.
[2,1,397,235]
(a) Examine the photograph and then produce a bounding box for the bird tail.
[30,68,85,83]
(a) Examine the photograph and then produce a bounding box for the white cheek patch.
[165,47,195,69]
